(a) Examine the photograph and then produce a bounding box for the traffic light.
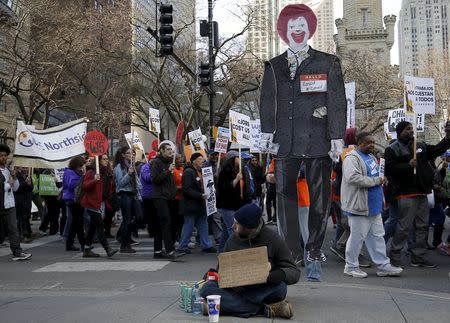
[159,4,173,56]
[198,61,211,86]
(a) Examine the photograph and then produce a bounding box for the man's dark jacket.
[181,165,205,216]
[248,164,265,197]
[385,137,450,196]
[259,47,347,158]
[150,155,176,200]
[224,222,300,285]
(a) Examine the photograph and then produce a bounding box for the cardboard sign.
[149,108,161,133]
[250,119,262,153]
[188,128,206,152]
[201,166,217,216]
[386,108,424,138]
[345,82,356,129]
[84,130,108,157]
[404,76,435,115]
[229,110,251,147]
[124,132,145,152]
[300,74,327,93]
[218,246,271,288]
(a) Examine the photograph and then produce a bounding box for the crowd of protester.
[1,127,449,277]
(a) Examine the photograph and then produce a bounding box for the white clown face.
[286,16,310,52]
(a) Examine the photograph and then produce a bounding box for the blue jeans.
[218,208,236,252]
[200,281,287,318]
[177,211,212,251]
[384,200,398,243]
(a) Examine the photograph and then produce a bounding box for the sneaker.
[437,242,450,256]
[176,248,191,254]
[377,264,403,277]
[120,246,136,254]
[130,239,140,246]
[66,245,80,251]
[265,300,293,319]
[188,242,196,249]
[39,230,48,236]
[153,251,166,259]
[12,252,32,261]
[202,247,217,253]
[106,248,119,258]
[359,255,372,268]
[167,250,186,260]
[344,267,368,278]
[330,246,345,261]
[83,250,100,258]
[411,259,437,268]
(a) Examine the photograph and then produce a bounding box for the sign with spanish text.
[386,108,424,138]
[404,76,435,115]
[149,108,161,133]
[229,110,251,147]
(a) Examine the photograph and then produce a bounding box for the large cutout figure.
[259,4,347,281]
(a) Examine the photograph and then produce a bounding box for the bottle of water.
[191,283,203,315]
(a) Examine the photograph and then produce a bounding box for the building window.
[361,8,368,27]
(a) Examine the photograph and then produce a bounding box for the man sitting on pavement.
[200,203,300,319]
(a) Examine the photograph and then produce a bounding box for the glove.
[266,269,286,285]
[328,139,344,162]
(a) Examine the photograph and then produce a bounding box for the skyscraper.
[399,0,450,76]
[246,0,335,61]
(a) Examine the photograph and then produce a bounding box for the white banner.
[202,166,217,216]
[149,108,161,133]
[188,128,205,152]
[345,82,356,129]
[214,137,228,154]
[229,110,251,147]
[13,119,87,168]
[124,132,145,152]
[250,119,262,153]
[386,108,424,136]
[404,76,435,115]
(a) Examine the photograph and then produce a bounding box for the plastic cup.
[206,295,221,322]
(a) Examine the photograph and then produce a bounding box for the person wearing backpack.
[62,156,86,252]
[81,154,118,258]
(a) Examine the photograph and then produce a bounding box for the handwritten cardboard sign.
[218,246,271,288]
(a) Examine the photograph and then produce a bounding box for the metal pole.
[208,0,215,148]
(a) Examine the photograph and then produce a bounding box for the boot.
[83,249,100,258]
[106,247,119,258]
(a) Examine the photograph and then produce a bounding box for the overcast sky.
[203,0,403,64]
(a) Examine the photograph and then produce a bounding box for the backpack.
[73,175,85,204]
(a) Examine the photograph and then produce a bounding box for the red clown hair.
[277,4,318,44]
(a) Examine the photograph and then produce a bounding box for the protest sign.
[84,130,108,157]
[183,144,205,163]
[53,168,65,183]
[124,132,145,152]
[386,109,424,135]
[217,126,230,140]
[229,110,251,147]
[218,246,271,288]
[38,174,61,196]
[214,137,228,154]
[250,119,262,153]
[345,82,356,129]
[201,166,217,216]
[13,119,87,169]
[188,128,205,152]
[379,158,385,178]
[149,108,161,133]
[404,76,435,115]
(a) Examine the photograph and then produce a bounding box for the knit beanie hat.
[190,152,203,163]
[234,203,262,229]
[395,121,412,137]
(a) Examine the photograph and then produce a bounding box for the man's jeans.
[389,196,429,263]
[0,207,22,255]
[384,200,398,243]
[345,214,390,270]
[218,208,236,252]
[200,281,287,318]
[177,212,213,251]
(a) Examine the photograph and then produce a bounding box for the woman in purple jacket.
[62,156,86,251]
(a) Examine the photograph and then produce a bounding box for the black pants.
[40,196,61,235]
[103,208,115,236]
[15,196,32,238]
[85,209,109,250]
[153,198,174,253]
[118,193,139,248]
[266,187,277,223]
[275,157,332,261]
[169,199,183,243]
[66,203,85,249]
[143,198,162,250]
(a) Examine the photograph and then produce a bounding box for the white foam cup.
[206,295,221,322]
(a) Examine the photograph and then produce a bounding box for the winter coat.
[139,162,154,199]
[181,165,205,216]
[62,168,82,203]
[14,173,34,206]
[259,47,347,158]
[150,155,177,200]
[216,163,251,210]
[384,137,450,197]
[81,169,114,211]
[224,222,300,285]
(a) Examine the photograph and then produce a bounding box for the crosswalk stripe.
[33,261,170,272]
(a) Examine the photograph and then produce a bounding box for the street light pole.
[208,0,215,148]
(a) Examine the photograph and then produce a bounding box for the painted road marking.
[0,235,62,257]
[33,261,170,272]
